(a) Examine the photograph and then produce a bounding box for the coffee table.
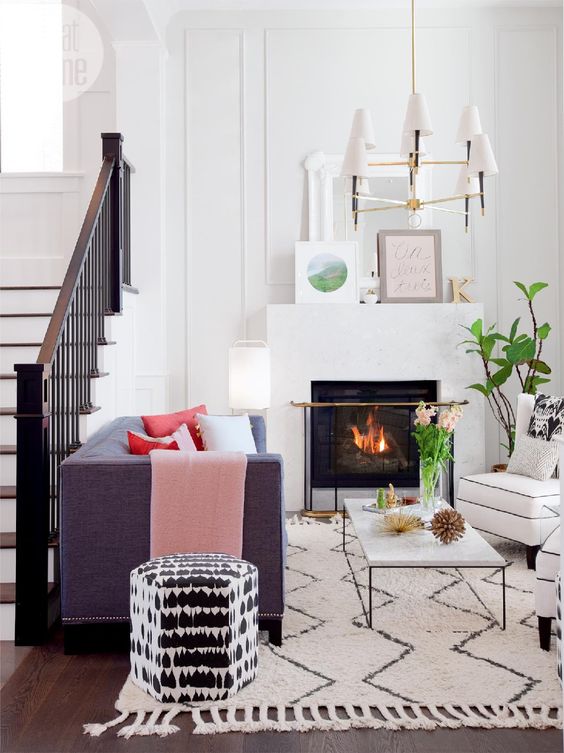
[343,499,509,630]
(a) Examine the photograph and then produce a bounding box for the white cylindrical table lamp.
[228,340,271,411]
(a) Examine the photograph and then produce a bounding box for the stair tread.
[0,343,42,347]
[0,445,16,454]
[0,374,16,380]
[0,286,60,291]
[0,485,16,498]
[0,533,58,549]
[0,532,16,548]
[0,407,15,416]
[0,313,52,318]
[0,581,56,604]
[79,405,101,415]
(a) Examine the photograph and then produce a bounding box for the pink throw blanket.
[150,451,247,559]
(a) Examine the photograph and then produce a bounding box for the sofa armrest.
[60,457,152,621]
[243,454,286,618]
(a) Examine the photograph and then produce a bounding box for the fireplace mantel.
[266,303,486,512]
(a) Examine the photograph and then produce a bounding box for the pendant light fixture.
[341,0,498,232]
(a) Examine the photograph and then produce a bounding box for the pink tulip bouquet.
[413,402,464,510]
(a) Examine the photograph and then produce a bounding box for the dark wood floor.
[0,631,562,753]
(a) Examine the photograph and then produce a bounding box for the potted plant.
[461,281,552,460]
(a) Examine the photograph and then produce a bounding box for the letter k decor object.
[450,277,475,303]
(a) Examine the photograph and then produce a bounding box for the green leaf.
[481,335,496,360]
[505,337,536,365]
[509,317,520,342]
[465,349,481,354]
[491,358,511,368]
[470,319,483,339]
[490,333,509,343]
[467,383,490,397]
[514,281,529,299]
[491,365,512,387]
[528,282,549,300]
[527,359,551,375]
[538,322,551,340]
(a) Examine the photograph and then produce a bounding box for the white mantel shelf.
[266,302,486,512]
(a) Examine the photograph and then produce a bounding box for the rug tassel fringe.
[85,701,562,737]
[83,710,130,737]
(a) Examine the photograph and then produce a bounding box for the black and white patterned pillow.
[507,435,559,482]
[527,394,564,442]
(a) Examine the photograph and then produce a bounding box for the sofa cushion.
[506,435,559,481]
[457,473,560,519]
[197,413,257,454]
[142,405,208,450]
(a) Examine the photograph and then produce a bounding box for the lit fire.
[351,412,388,455]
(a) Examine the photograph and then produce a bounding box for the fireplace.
[310,380,437,492]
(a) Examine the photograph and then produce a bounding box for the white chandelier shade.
[468,133,498,177]
[228,340,271,410]
[454,164,480,196]
[348,108,376,151]
[456,105,483,146]
[400,130,428,158]
[403,93,433,136]
[341,136,370,178]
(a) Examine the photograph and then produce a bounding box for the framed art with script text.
[378,230,443,303]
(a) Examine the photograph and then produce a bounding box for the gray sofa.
[60,415,286,650]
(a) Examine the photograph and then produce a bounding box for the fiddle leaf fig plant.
[460,281,552,457]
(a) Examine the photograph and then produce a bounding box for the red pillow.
[141,405,207,450]
[127,431,179,455]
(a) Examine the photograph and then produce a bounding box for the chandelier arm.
[420,160,469,166]
[367,161,410,167]
[355,204,408,215]
[429,205,468,216]
[421,192,482,206]
[353,196,408,205]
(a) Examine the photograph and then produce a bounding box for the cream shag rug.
[84,518,562,737]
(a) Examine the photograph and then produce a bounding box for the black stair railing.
[14,133,134,645]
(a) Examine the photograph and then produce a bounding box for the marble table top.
[344,499,506,568]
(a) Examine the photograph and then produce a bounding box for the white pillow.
[506,435,559,482]
[171,423,197,452]
[196,414,257,454]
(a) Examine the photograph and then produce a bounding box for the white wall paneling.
[185,29,245,412]
[0,173,83,285]
[165,8,562,468]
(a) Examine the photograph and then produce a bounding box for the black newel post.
[102,132,124,313]
[14,364,50,645]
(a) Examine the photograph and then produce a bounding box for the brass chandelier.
[342,0,498,232]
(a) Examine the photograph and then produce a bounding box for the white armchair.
[456,394,560,569]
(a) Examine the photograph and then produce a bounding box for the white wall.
[165,7,563,467]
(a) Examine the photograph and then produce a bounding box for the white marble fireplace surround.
[266,303,486,512]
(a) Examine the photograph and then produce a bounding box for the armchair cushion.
[458,473,560,518]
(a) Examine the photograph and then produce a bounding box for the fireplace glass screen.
[310,380,437,489]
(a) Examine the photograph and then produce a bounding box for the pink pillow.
[171,423,197,452]
[141,404,207,450]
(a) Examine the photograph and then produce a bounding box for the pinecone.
[430,508,466,545]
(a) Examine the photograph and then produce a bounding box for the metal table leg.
[342,510,346,552]
[368,567,373,629]
[502,565,506,630]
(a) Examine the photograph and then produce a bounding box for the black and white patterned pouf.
[130,553,259,703]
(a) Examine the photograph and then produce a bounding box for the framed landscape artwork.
[295,241,358,304]
[378,230,443,303]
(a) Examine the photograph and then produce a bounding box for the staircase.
[0,133,136,644]
[0,287,59,639]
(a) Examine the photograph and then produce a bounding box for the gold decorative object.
[430,508,466,545]
[382,511,423,535]
[386,483,398,508]
[450,276,475,303]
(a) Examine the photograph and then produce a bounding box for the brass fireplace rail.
[291,400,469,408]
[292,398,468,519]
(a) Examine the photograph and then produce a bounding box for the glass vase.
[419,457,442,515]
